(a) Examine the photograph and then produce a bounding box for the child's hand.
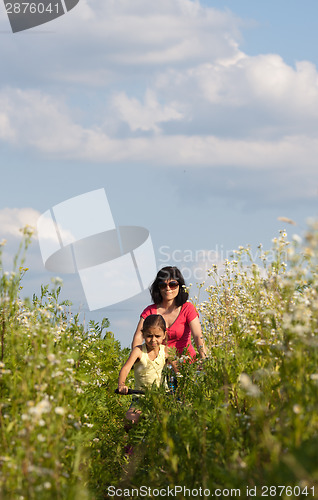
[118,384,129,394]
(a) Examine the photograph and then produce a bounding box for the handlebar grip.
[115,388,145,395]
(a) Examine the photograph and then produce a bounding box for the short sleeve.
[184,302,199,323]
[140,304,157,319]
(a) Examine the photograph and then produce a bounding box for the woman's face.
[158,279,179,302]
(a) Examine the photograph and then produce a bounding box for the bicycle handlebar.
[115,388,145,395]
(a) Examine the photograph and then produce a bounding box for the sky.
[1,0,318,347]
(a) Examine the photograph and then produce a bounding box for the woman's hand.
[190,316,208,359]
[196,357,209,371]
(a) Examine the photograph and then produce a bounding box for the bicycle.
[114,388,145,395]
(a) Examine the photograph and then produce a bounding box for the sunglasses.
[158,280,179,290]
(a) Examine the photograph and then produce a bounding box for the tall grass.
[1,225,318,499]
[0,230,128,499]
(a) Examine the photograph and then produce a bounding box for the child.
[117,314,169,424]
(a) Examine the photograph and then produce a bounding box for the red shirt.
[141,302,199,359]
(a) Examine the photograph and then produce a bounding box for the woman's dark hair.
[149,266,189,306]
[142,314,166,334]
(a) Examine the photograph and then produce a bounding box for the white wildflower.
[28,398,51,419]
[54,407,66,416]
[51,277,63,286]
[238,373,261,397]
[47,353,59,364]
[239,373,251,389]
[292,234,302,244]
[255,339,267,346]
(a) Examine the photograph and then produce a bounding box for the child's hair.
[142,314,166,336]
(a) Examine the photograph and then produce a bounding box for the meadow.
[0,223,317,499]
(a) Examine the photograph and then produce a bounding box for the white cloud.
[0,0,242,87]
[79,133,318,170]
[152,54,318,138]
[0,89,84,153]
[1,0,318,187]
[0,207,40,238]
[64,0,240,65]
[0,113,15,141]
[1,85,318,174]
[112,89,184,132]
[4,49,318,157]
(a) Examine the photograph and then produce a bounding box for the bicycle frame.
[114,388,145,395]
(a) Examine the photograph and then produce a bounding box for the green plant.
[1,224,318,499]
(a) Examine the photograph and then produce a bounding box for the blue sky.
[1,0,318,346]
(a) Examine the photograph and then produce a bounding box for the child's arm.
[117,346,142,394]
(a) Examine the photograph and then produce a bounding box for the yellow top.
[134,344,166,390]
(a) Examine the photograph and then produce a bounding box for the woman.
[132,266,207,361]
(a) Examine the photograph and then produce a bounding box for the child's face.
[143,326,166,350]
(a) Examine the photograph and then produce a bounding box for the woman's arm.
[118,347,141,394]
[189,316,207,359]
[131,317,144,349]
